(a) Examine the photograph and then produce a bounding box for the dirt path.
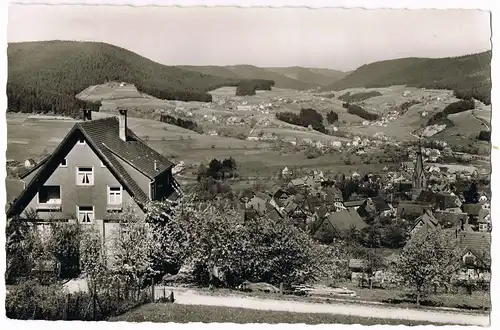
[159,287,489,326]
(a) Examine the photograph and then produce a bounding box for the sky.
[7,5,491,71]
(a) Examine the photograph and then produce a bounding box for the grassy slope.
[324,51,491,103]
[110,303,448,325]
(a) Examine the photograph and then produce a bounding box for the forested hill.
[178,65,348,90]
[7,41,273,117]
[323,51,492,104]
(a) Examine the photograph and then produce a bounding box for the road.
[471,111,490,131]
[157,287,489,326]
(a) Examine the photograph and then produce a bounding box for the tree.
[6,216,36,284]
[464,181,480,204]
[207,158,223,179]
[46,222,82,278]
[221,157,237,178]
[80,224,108,293]
[326,111,339,124]
[392,229,461,304]
[111,204,158,288]
[145,194,340,288]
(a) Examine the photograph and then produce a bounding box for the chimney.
[154,160,158,172]
[118,109,127,141]
[83,109,92,121]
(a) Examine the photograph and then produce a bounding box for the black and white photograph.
[3,2,493,327]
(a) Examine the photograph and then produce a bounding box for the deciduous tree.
[393,229,461,304]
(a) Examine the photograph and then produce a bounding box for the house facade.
[7,109,181,258]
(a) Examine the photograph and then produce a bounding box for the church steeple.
[413,139,426,189]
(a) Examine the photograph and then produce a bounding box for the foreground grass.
[111,303,447,325]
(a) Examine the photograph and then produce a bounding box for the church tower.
[413,140,426,189]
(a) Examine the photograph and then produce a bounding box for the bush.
[305,147,321,159]
[6,279,151,321]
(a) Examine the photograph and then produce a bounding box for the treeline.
[343,103,380,121]
[275,108,326,133]
[398,100,421,114]
[198,157,237,181]
[338,91,382,102]
[159,114,202,133]
[7,41,274,117]
[235,79,275,96]
[426,99,475,127]
[7,83,102,118]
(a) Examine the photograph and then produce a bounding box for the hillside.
[264,67,347,87]
[182,64,320,90]
[324,51,491,104]
[7,41,272,117]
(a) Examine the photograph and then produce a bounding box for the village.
[5,5,493,326]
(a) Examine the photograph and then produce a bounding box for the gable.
[7,126,147,218]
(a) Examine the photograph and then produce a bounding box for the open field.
[111,303,454,325]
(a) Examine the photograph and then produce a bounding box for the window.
[107,186,123,205]
[464,255,475,266]
[77,205,94,224]
[77,137,86,145]
[38,185,62,207]
[76,166,94,186]
[60,158,67,167]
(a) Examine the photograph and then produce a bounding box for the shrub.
[6,280,151,321]
[305,147,321,159]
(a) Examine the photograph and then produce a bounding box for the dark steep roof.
[458,231,491,263]
[80,117,174,178]
[7,117,176,218]
[328,209,368,232]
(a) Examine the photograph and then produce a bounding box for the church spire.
[413,138,426,189]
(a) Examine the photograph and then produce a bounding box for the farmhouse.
[7,109,181,240]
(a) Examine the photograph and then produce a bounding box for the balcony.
[37,185,62,212]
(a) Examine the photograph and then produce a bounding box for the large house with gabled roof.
[7,109,182,225]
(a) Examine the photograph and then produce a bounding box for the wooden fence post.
[279,283,284,295]
[151,278,155,302]
[92,285,97,321]
[163,287,166,300]
[64,293,70,320]
[169,291,175,303]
